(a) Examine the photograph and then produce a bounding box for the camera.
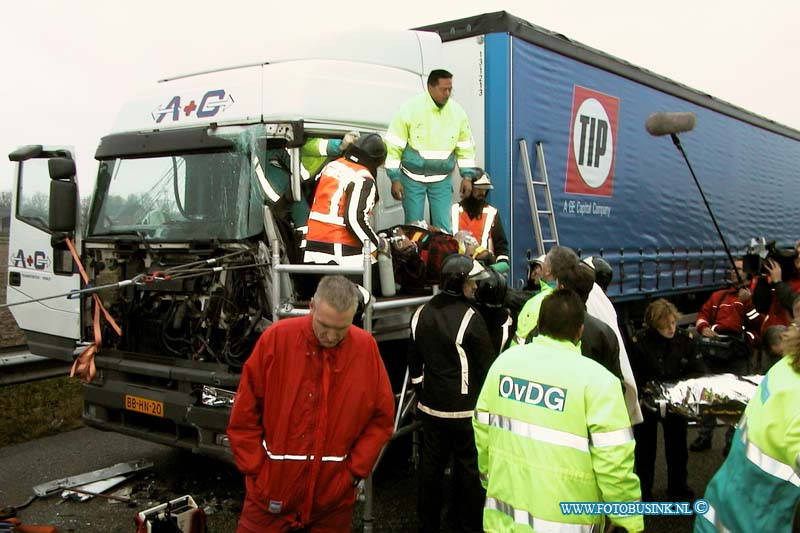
[743,237,798,279]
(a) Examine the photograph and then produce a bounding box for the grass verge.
[0,376,83,447]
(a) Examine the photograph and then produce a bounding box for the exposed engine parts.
[87,244,271,369]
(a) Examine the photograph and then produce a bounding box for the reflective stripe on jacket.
[451,204,495,250]
[473,335,643,533]
[305,158,379,261]
[385,92,477,183]
[301,137,342,181]
[695,287,760,342]
[451,202,510,264]
[409,293,495,418]
[694,356,800,533]
[227,315,395,526]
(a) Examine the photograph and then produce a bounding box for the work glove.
[341,130,360,151]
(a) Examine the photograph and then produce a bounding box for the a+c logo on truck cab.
[565,86,619,197]
[152,89,235,123]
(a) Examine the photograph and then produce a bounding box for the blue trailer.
[421,11,800,306]
[5,10,798,484]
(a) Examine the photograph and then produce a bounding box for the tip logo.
[566,86,619,197]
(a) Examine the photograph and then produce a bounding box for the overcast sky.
[2,0,799,194]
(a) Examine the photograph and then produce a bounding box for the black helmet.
[475,269,507,308]
[344,133,387,176]
[583,256,613,292]
[440,254,489,296]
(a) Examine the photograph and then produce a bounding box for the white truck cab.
[6,28,470,461]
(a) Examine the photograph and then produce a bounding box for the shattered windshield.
[88,147,264,241]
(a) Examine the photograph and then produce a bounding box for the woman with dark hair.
[630,298,703,501]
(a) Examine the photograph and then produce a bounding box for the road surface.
[0,424,728,532]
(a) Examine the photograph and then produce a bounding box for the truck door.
[6,146,81,360]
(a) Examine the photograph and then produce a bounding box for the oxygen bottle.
[377,234,396,297]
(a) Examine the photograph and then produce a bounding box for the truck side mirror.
[48,157,78,233]
[8,144,43,162]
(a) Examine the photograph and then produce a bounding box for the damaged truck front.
[82,124,297,458]
[6,29,442,460]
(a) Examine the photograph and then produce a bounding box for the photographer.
[750,239,800,332]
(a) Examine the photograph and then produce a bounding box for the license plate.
[125,394,164,417]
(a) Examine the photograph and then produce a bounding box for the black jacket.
[476,305,513,355]
[582,314,624,383]
[524,312,623,384]
[409,293,495,417]
[630,327,703,390]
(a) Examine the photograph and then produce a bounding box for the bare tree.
[21,191,48,222]
[0,190,11,208]
[80,196,92,224]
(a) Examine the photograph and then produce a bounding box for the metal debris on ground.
[33,460,153,497]
[61,475,130,502]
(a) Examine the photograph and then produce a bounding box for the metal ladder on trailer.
[519,139,560,256]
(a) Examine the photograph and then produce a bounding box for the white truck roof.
[111,30,442,134]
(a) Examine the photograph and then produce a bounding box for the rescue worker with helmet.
[409,254,495,533]
[450,170,510,273]
[503,253,547,334]
[385,69,479,233]
[297,132,361,228]
[525,254,548,292]
[582,255,613,293]
[473,289,644,533]
[474,268,514,354]
[304,133,390,268]
[512,245,577,346]
[254,133,361,267]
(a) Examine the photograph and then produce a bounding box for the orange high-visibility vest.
[451,203,498,253]
[307,158,376,248]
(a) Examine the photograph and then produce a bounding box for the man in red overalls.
[228,275,395,532]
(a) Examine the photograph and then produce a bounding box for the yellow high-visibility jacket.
[385,92,477,183]
[474,335,644,532]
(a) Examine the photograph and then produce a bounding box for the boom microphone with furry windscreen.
[645,111,743,285]
[645,112,697,137]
